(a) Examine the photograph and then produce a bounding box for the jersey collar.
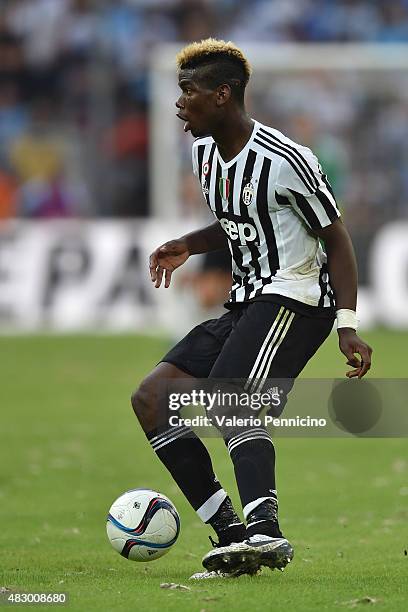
[216,120,260,169]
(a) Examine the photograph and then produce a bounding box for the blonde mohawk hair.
[176,38,252,84]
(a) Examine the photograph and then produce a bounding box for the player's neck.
[212,112,254,163]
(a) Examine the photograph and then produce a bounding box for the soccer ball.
[106,488,180,561]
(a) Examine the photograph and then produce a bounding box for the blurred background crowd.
[0,0,408,227]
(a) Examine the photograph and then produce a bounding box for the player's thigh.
[132,313,234,430]
[209,301,334,381]
[208,302,333,420]
[209,302,290,380]
[267,311,334,379]
[160,311,234,378]
[263,310,334,414]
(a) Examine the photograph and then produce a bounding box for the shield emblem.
[219,177,230,201]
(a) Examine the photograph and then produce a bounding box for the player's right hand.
[149,239,190,288]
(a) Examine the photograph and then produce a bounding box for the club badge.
[219,177,230,201]
[242,180,254,206]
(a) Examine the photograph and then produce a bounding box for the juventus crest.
[242,180,255,206]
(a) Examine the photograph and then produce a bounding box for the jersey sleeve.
[192,142,199,177]
[275,147,340,231]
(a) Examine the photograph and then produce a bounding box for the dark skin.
[149,67,372,379]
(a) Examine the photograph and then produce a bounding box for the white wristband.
[336,309,358,331]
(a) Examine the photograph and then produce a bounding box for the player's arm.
[314,218,372,379]
[149,220,227,288]
[276,154,372,379]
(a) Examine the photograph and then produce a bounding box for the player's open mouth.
[176,113,191,133]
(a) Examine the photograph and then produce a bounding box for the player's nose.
[175,97,184,109]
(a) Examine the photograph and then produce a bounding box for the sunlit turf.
[0,330,407,611]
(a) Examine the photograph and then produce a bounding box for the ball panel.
[106,488,180,562]
[127,543,169,561]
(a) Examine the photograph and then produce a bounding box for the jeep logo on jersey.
[220,218,258,245]
[242,181,254,206]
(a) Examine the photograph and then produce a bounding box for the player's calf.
[131,364,246,549]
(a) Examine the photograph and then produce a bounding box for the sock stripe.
[228,434,273,454]
[228,435,272,455]
[151,428,190,451]
[149,425,189,444]
[227,427,269,446]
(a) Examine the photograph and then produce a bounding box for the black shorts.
[162,300,334,385]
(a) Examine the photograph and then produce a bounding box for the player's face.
[176,71,218,137]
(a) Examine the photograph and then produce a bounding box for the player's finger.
[346,356,360,368]
[355,345,372,379]
[357,359,371,379]
[155,266,164,288]
[164,268,172,288]
[358,345,372,368]
[149,253,158,281]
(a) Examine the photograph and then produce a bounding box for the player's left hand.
[337,328,372,379]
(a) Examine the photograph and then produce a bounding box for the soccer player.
[131,39,372,578]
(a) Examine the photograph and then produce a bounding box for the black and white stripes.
[255,125,340,231]
[191,121,340,309]
[245,306,295,393]
[227,428,273,455]
[149,425,190,452]
[255,127,319,195]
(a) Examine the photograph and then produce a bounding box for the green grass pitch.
[0,330,407,611]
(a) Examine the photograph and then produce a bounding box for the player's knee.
[131,377,159,430]
[131,381,150,418]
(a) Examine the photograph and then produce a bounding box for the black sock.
[226,428,278,525]
[147,425,226,519]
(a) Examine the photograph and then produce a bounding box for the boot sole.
[202,539,294,575]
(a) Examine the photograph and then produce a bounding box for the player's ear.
[215,84,231,106]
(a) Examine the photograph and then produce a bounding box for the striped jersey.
[192,120,340,309]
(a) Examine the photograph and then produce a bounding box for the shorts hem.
[159,358,197,378]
